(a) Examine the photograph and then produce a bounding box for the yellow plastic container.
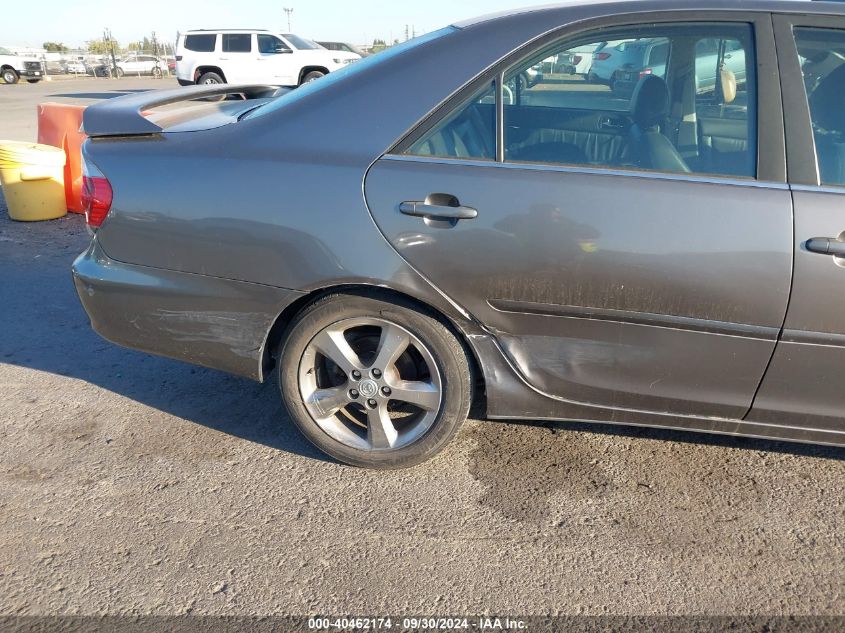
[0,141,67,222]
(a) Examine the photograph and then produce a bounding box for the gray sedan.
[74,0,845,468]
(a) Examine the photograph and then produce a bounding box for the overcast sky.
[3,0,558,49]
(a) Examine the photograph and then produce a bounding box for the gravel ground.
[0,81,843,620]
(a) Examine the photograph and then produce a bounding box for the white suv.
[175,30,351,87]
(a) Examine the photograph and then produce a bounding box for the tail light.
[81,158,113,229]
[593,52,611,61]
[639,68,653,78]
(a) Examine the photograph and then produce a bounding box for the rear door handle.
[399,201,478,221]
[806,237,845,257]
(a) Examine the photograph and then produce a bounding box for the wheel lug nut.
[351,370,361,380]
[349,389,359,399]
[381,386,391,397]
[372,368,382,379]
[367,399,378,409]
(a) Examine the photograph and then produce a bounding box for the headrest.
[811,63,845,134]
[631,75,670,129]
[721,69,737,104]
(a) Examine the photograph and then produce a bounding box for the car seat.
[629,75,691,173]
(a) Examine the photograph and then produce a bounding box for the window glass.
[793,28,845,186]
[222,34,251,53]
[406,82,496,160]
[283,34,320,50]
[502,23,756,178]
[184,34,216,53]
[258,35,287,54]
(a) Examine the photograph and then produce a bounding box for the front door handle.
[806,237,845,257]
[399,200,478,221]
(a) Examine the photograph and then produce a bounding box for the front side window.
[258,35,288,54]
[222,34,252,53]
[793,28,845,186]
[283,34,320,50]
[405,22,757,180]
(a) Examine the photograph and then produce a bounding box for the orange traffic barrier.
[37,103,87,213]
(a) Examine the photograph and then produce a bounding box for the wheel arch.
[298,66,329,84]
[260,283,488,415]
[194,66,226,82]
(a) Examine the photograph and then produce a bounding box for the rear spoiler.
[82,84,283,137]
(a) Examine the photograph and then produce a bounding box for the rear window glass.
[223,34,252,53]
[184,34,216,53]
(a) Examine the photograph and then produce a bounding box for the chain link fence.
[34,40,177,80]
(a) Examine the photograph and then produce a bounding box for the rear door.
[220,33,254,82]
[748,15,845,438]
[365,13,793,419]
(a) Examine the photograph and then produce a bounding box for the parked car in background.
[587,39,634,84]
[610,37,747,98]
[318,41,367,58]
[116,54,164,77]
[175,29,347,86]
[0,47,45,83]
[75,0,845,469]
[569,43,601,75]
[608,37,671,95]
[45,59,67,75]
[64,58,88,74]
[89,60,114,77]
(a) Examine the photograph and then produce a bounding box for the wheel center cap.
[359,380,378,398]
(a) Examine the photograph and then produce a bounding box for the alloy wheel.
[298,317,442,451]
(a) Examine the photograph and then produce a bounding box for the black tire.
[301,70,325,84]
[197,71,224,85]
[151,66,162,78]
[2,68,19,84]
[115,67,125,78]
[26,79,41,84]
[278,293,472,469]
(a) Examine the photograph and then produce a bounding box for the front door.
[257,34,297,85]
[365,16,793,419]
[748,16,845,438]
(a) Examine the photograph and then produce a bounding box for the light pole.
[283,7,294,32]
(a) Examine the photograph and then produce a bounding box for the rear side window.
[406,82,496,160]
[223,34,252,53]
[184,34,216,53]
[792,28,845,186]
